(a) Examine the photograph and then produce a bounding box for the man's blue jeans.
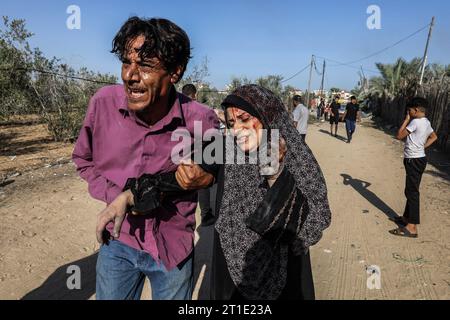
[96,240,193,300]
[345,119,356,133]
[345,120,356,141]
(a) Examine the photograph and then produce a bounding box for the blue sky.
[1,0,449,91]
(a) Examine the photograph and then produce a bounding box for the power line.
[281,63,310,83]
[0,66,118,85]
[197,89,229,94]
[324,23,430,69]
[314,56,379,73]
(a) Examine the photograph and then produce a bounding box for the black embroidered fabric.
[244,168,304,244]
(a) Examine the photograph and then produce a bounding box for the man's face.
[351,98,357,104]
[121,35,180,112]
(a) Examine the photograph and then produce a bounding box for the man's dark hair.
[111,16,191,82]
[408,97,428,112]
[350,95,357,101]
[182,84,197,97]
[293,95,303,104]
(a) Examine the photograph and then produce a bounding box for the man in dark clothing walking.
[329,95,341,137]
[342,96,360,143]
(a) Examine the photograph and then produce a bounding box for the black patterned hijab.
[215,84,331,299]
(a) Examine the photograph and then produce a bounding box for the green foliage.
[367,57,450,98]
[0,17,35,119]
[227,76,252,92]
[255,75,284,97]
[0,16,117,141]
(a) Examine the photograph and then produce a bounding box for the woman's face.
[226,106,263,153]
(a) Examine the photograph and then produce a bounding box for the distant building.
[314,89,328,97]
[330,90,351,104]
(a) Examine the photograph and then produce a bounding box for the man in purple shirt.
[72,17,218,300]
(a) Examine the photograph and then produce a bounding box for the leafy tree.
[227,76,252,91]
[0,16,35,119]
[255,75,283,97]
[0,16,117,141]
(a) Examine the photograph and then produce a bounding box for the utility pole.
[419,16,435,86]
[305,55,314,108]
[320,59,326,98]
[360,66,367,92]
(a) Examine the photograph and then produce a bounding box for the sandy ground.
[0,119,449,300]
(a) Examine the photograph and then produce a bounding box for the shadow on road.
[21,253,98,300]
[318,129,347,142]
[340,173,401,220]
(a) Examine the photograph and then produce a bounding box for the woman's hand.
[279,137,287,163]
[264,137,287,187]
[96,189,134,244]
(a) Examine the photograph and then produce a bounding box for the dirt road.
[1,119,449,299]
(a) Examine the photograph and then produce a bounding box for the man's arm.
[396,114,411,140]
[72,97,122,203]
[292,108,299,128]
[342,104,348,120]
[425,131,438,148]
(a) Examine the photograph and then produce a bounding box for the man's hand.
[96,190,134,244]
[176,161,214,190]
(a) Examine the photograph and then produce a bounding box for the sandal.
[389,227,418,238]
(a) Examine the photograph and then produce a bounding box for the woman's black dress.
[195,165,315,300]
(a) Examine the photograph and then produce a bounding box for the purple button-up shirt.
[72,84,219,270]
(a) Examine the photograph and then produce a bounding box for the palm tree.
[370,58,423,97]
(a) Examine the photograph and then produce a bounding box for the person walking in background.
[318,98,325,121]
[329,95,340,137]
[182,83,197,100]
[342,96,360,143]
[389,97,438,238]
[292,95,309,141]
[316,102,322,120]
